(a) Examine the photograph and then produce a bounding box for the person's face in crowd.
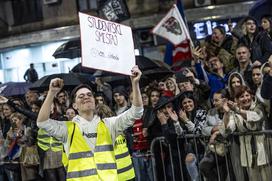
[113,93,127,107]
[66,108,76,120]
[236,91,252,110]
[11,117,23,129]
[73,88,95,113]
[142,93,149,106]
[231,76,241,89]
[57,92,67,105]
[165,79,176,93]
[178,81,194,92]
[181,98,194,112]
[150,90,160,107]
[236,47,250,64]
[208,57,223,72]
[95,96,105,106]
[31,104,40,113]
[261,18,271,31]
[158,81,166,91]
[252,68,262,86]
[158,103,173,120]
[3,104,13,119]
[211,28,224,43]
[213,93,224,110]
[25,91,39,106]
[245,19,256,34]
[262,63,271,74]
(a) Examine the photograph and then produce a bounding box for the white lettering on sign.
[193,20,237,39]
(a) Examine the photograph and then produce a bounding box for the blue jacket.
[195,62,229,97]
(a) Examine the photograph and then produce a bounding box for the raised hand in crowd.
[227,100,239,113]
[167,108,178,122]
[130,65,142,84]
[191,46,206,62]
[37,78,64,123]
[178,109,188,123]
[49,78,64,96]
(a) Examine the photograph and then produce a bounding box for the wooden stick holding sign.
[79,12,135,76]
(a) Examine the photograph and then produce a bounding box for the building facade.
[0,0,254,82]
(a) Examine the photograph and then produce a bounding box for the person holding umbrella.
[36,65,143,181]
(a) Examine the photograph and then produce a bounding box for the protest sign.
[79,12,135,75]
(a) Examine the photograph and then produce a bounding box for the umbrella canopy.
[135,56,173,81]
[52,39,81,59]
[135,56,168,71]
[249,0,272,23]
[71,56,171,72]
[0,82,31,97]
[70,56,173,85]
[29,73,95,91]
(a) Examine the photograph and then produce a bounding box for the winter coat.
[226,100,268,167]
[239,32,272,64]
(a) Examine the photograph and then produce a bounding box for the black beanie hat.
[113,85,128,98]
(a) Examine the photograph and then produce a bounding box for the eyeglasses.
[76,92,93,100]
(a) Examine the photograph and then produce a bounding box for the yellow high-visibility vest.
[37,128,63,152]
[114,135,135,181]
[65,121,118,181]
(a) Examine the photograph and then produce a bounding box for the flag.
[161,0,192,66]
[152,4,190,45]
[98,0,130,22]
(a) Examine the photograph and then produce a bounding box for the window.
[12,0,43,25]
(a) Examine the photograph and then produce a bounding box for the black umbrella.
[52,39,81,59]
[71,56,173,84]
[71,64,118,77]
[136,56,173,81]
[0,82,31,97]
[72,56,172,73]
[249,0,272,23]
[29,73,95,91]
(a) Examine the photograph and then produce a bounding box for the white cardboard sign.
[79,12,135,75]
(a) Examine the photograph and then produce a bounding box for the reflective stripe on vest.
[94,121,118,181]
[65,121,118,181]
[114,135,135,180]
[37,128,63,152]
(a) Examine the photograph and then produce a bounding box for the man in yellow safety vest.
[37,65,143,181]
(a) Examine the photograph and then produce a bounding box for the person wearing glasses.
[37,66,143,181]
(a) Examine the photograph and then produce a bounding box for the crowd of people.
[0,15,272,181]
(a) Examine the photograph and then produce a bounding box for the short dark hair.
[252,65,262,70]
[214,25,226,35]
[214,89,228,99]
[70,84,93,103]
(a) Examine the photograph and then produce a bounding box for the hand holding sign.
[79,12,135,75]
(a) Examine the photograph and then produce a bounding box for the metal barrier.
[149,131,272,181]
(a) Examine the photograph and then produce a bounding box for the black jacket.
[261,74,272,129]
[239,32,272,64]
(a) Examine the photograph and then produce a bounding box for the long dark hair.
[178,91,198,119]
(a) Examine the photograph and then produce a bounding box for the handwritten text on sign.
[79,12,135,75]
